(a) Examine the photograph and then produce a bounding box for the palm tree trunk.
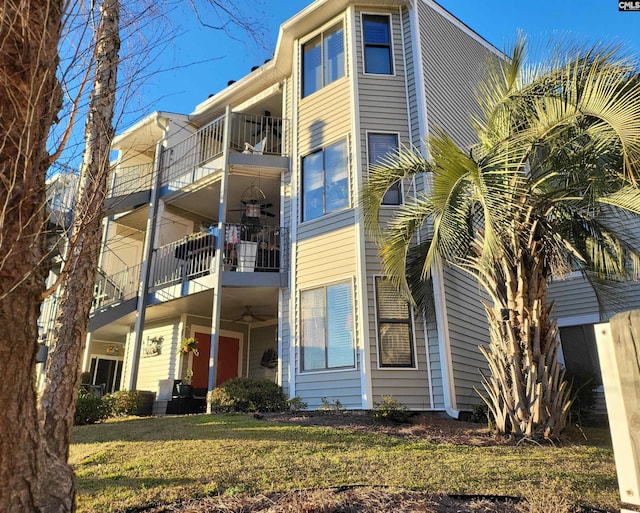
[478,241,571,438]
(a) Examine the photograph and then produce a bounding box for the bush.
[207,378,289,413]
[287,396,308,412]
[74,389,111,426]
[371,395,409,423]
[106,390,145,417]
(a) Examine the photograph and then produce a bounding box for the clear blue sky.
[123,0,640,133]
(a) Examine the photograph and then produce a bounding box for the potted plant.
[178,337,199,356]
[177,369,193,398]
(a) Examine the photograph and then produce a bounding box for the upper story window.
[302,139,349,221]
[375,277,415,367]
[368,132,402,205]
[303,23,345,98]
[301,281,355,371]
[362,14,393,75]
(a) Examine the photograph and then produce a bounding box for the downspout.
[409,0,459,418]
[126,118,166,390]
[207,105,233,407]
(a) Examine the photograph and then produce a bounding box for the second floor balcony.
[150,222,288,294]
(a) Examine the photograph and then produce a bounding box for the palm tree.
[362,40,640,439]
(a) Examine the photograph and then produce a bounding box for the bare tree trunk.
[37,1,120,510]
[0,1,64,511]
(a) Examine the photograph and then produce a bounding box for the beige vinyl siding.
[298,78,351,155]
[134,319,181,393]
[355,8,433,410]
[247,324,278,381]
[548,276,600,321]
[295,370,363,409]
[296,225,357,286]
[417,2,495,147]
[280,289,291,394]
[401,6,421,149]
[442,268,489,410]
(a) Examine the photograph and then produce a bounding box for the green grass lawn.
[70,414,619,512]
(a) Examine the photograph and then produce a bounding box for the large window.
[301,282,355,371]
[375,277,415,367]
[368,133,401,205]
[363,14,393,75]
[303,23,345,97]
[302,139,349,221]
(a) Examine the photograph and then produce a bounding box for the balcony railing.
[108,162,154,198]
[149,224,287,290]
[160,113,288,189]
[93,263,142,311]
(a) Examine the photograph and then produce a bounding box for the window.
[363,14,393,75]
[302,139,349,221]
[559,324,602,384]
[368,133,401,205]
[303,24,345,97]
[375,277,414,367]
[301,282,355,371]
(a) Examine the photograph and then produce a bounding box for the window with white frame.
[368,132,402,205]
[362,14,393,75]
[302,139,349,221]
[303,23,345,98]
[301,281,355,371]
[375,277,415,367]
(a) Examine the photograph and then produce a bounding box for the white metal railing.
[108,163,154,198]
[92,263,141,311]
[150,232,217,289]
[149,224,287,290]
[160,113,288,189]
[160,114,226,188]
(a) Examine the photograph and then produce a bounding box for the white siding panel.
[135,320,181,394]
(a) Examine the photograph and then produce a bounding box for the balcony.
[104,163,155,215]
[160,113,289,193]
[149,223,288,296]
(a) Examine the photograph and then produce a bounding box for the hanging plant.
[178,337,199,356]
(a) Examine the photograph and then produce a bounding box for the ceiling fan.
[229,184,276,219]
[234,305,272,323]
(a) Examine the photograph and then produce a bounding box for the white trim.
[372,275,418,371]
[348,5,373,410]
[359,11,396,77]
[410,1,429,153]
[288,39,301,400]
[557,314,600,328]
[432,263,459,418]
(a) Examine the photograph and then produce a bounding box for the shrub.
[371,395,410,423]
[106,390,145,417]
[74,389,111,426]
[287,396,308,412]
[207,378,289,413]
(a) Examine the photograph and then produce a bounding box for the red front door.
[191,332,239,388]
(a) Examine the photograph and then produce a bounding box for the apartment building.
[74,0,609,415]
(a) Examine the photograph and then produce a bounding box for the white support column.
[207,105,233,408]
